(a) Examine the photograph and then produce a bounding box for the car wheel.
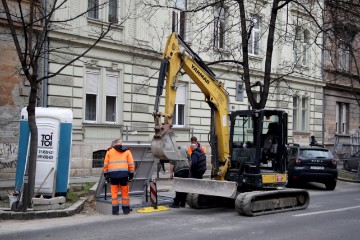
[286,180,294,188]
[343,161,350,171]
[325,181,336,191]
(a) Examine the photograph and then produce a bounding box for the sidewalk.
[0,170,212,220]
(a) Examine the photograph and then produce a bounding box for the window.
[293,96,298,130]
[247,92,259,129]
[336,102,349,134]
[105,72,118,122]
[288,148,298,158]
[294,27,309,66]
[88,0,121,23]
[337,42,350,72]
[85,69,99,122]
[85,68,120,124]
[88,0,99,19]
[92,150,107,168]
[214,5,227,49]
[172,0,186,39]
[301,96,308,131]
[324,46,333,67]
[172,84,186,127]
[300,149,332,159]
[302,31,308,65]
[249,16,260,55]
[293,96,308,131]
[108,0,118,23]
[294,27,301,63]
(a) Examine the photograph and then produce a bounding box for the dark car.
[287,144,338,190]
[343,150,360,172]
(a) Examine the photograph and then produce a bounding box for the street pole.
[21,170,29,211]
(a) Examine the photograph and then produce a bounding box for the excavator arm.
[152,33,230,179]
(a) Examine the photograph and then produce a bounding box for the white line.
[293,205,360,217]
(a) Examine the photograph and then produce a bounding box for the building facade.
[0,0,36,178]
[0,0,325,178]
[323,0,360,156]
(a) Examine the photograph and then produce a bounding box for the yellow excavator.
[152,33,309,216]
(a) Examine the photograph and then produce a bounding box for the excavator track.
[235,189,310,216]
[186,193,220,209]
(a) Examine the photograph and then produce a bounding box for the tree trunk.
[25,76,39,210]
[261,0,280,109]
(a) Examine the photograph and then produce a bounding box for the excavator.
[151,33,310,216]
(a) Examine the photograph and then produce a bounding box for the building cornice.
[48,30,161,61]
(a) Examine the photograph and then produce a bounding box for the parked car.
[287,144,338,190]
[343,150,360,172]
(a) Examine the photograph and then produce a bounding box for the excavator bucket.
[172,177,238,199]
[151,126,183,161]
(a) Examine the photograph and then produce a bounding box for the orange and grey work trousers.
[110,177,130,213]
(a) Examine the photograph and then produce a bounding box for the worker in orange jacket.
[103,139,135,215]
[187,136,206,155]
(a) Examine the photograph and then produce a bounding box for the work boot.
[112,205,119,215]
[123,206,131,215]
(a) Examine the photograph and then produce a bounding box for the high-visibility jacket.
[103,145,135,179]
[188,144,206,155]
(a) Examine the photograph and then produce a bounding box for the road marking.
[293,205,360,217]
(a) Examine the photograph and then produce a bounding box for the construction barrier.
[149,179,158,209]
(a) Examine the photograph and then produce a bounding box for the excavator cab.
[227,109,288,190]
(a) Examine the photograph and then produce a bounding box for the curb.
[337,177,360,183]
[0,196,88,221]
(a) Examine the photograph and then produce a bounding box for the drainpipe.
[42,0,49,107]
[321,5,325,146]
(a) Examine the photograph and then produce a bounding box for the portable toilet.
[15,107,73,197]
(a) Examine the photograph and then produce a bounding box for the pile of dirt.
[80,195,100,215]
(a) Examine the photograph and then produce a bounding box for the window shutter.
[172,11,177,32]
[336,103,340,133]
[176,84,186,104]
[106,73,118,96]
[86,70,99,94]
[180,11,186,38]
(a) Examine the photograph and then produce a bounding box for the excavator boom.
[152,33,230,179]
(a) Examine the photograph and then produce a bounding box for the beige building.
[0,0,325,178]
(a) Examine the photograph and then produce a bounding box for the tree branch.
[207,60,244,66]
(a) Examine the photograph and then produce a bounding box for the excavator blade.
[151,127,182,161]
[172,177,238,199]
[235,189,310,216]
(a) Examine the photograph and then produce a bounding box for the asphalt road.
[1,180,359,240]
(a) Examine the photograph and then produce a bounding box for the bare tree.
[139,0,324,110]
[1,0,121,211]
[322,0,360,104]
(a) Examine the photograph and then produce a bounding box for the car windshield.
[299,149,332,158]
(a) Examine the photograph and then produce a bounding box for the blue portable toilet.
[15,107,73,197]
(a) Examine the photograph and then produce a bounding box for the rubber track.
[235,189,310,216]
[187,193,201,209]
[186,193,219,209]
